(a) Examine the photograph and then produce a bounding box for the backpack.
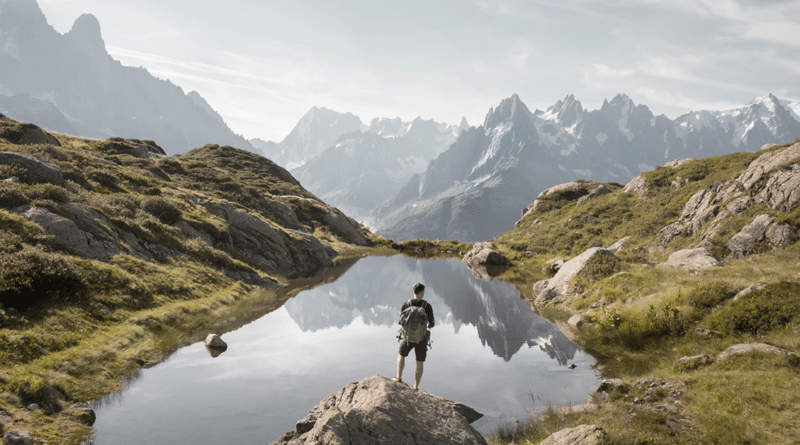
[399,303,428,344]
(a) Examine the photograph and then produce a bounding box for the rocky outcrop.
[540,424,606,445]
[271,375,485,445]
[658,189,717,246]
[623,175,647,198]
[0,119,61,146]
[0,151,63,185]
[717,343,796,361]
[533,248,619,306]
[10,205,121,262]
[660,248,724,270]
[727,214,776,257]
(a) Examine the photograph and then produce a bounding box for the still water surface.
[92,256,600,444]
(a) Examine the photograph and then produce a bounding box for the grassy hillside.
[0,115,392,443]
[489,143,800,444]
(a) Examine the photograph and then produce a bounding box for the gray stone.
[661,248,724,270]
[727,214,776,257]
[733,285,766,302]
[694,327,724,337]
[567,314,583,328]
[766,222,795,247]
[11,205,120,262]
[68,402,96,426]
[606,236,630,252]
[0,152,63,185]
[576,185,611,206]
[534,247,619,306]
[271,375,485,445]
[736,142,800,191]
[25,404,39,411]
[718,343,796,361]
[540,424,606,445]
[205,334,227,350]
[623,175,647,198]
[677,354,711,369]
[462,242,511,266]
[2,429,34,445]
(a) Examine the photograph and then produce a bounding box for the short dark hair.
[413,283,425,295]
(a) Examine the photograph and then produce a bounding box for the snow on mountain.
[368,93,800,242]
[289,115,466,222]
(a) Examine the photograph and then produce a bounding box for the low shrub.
[26,183,71,202]
[707,281,800,335]
[686,281,738,309]
[142,197,182,224]
[0,183,29,207]
[0,249,85,311]
[100,194,139,219]
[86,167,120,188]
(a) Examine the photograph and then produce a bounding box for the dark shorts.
[399,332,429,362]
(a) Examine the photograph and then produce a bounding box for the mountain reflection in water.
[283,256,578,364]
[91,256,598,445]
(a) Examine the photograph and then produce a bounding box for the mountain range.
[0,0,254,155]
[365,93,800,241]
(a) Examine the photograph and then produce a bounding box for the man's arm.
[425,302,435,328]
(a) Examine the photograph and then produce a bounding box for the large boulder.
[462,242,511,266]
[533,248,619,306]
[271,375,486,445]
[540,424,606,445]
[0,152,63,185]
[660,248,724,270]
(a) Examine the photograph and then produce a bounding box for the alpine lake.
[90,255,601,444]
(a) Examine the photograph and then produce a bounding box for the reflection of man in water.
[393,283,435,390]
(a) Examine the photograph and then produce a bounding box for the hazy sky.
[37,0,800,142]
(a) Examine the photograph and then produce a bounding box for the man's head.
[412,283,425,298]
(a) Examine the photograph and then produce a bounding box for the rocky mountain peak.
[65,13,106,56]
[483,93,533,129]
[542,94,584,128]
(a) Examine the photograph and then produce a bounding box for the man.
[393,282,435,390]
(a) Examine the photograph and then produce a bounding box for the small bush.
[707,281,800,335]
[0,249,85,311]
[686,281,738,309]
[101,194,139,219]
[26,183,70,202]
[86,167,120,188]
[0,183,29,207]
[142,197,181,224]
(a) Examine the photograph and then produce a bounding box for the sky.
[37,0,800,142]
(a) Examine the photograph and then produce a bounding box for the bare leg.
[394,355,405,381]
[413,361,424,390]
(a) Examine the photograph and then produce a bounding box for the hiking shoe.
[392,377,404,384]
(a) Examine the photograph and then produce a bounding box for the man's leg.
[413,361,423,390]
[395,355,405,382]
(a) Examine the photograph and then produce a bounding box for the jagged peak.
[483,94,533,129]
[543,94,584,127]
